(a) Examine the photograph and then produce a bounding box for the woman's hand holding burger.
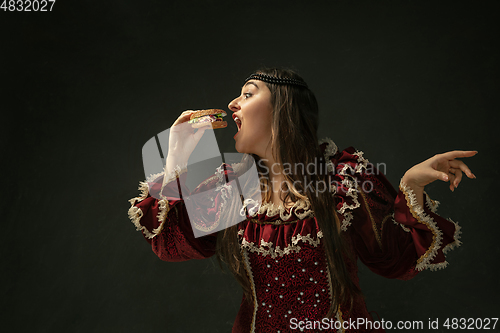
[165,109,226,175]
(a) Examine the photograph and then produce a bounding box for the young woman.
[128,68,476,332]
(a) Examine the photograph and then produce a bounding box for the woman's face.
[228,80,273,157]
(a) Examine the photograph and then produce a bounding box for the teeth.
[233,115,242,129]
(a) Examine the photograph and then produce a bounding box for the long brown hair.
[216,68,360,317]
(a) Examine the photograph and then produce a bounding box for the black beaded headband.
[245,73,308,88]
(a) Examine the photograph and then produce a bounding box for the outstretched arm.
[328,145,471,276]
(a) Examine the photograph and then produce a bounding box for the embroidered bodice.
[128,138,461,333]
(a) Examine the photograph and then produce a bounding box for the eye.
[243,92,253,99]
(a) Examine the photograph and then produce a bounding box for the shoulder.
[319,138,396,231]
[319,137,370,175]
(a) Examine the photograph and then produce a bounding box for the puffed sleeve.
[127,164,236,262]
[325,142,462,280]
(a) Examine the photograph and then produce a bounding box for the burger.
[188,109,227,129]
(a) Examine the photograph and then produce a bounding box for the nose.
[228,96,240,112]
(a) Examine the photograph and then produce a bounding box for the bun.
[189,109,226,120]
[189,109,227,129]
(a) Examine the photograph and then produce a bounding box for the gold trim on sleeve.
[358,186,383,249]
[128,179,171,239]
[399,180,447,271]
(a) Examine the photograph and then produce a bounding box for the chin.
[234,141,252,155]
[234,141,242,153]
[235,144,246,154]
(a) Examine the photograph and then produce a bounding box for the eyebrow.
[243,81,260,89]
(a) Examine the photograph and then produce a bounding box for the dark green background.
[2,0,498,332]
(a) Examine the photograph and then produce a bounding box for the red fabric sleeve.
[128,167,222,262]
[331,147,462,280]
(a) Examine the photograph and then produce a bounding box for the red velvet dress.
[128,139,461,333]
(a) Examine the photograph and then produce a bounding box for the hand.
[402,150,477,192]
[165,110,210,174]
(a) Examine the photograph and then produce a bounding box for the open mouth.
[233,114,242,131]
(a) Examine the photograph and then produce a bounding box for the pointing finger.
[441,150,478,160]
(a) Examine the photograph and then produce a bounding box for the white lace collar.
[235,138,338,221]
[240,197,314,221]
